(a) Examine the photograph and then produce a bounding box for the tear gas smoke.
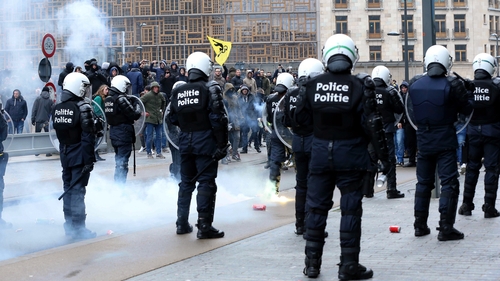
[0,158,276,261]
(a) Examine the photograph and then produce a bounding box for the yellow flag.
[207,36,232,65]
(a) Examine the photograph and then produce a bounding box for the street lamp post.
[492,33,499,75]
[387,0,409,83]
[138,23,146,60]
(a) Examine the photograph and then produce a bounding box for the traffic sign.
[42,33,56,58]
[38,58,52,83]
[44,82,57,102]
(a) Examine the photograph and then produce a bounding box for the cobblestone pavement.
[129,175,500,281]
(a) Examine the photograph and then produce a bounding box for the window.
[453,0,466,7]
[334,0,348,9]
[435,15,446,38]
[368,15,381,38]
[435,0,446,7]
[336,16,348,35]
[403,45,414,62]
[490,15,495,34]
[402,15,414,37]
[455,45,467,61]
[368,0,381,9]
[400,0,413,8]
[454,14,466,37]
[369,46,381,61]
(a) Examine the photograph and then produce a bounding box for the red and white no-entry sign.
[42,33,56,58]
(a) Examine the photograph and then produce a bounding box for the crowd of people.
[2,30,500,281]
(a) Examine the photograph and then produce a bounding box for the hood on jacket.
[224,83,235,93]
[131,62,140,69]
[160,60,168,68]
[65,62,74,72]
[400,81,409,90]
[110,67,119,76]
[41,88,50,99]
[240,85,249,93]
[171,61,178,68]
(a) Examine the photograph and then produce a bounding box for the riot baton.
[58,171,89,200]
[133,142,137,176]
[189,144,230,183]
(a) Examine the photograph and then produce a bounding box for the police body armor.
[171,81,212,132]
[105,93,134,126]
[285,86,313,136]
[375,86,396,125]
[306,73,365,140]
[53,100,82,145]
[265,92,284,132]
[469,79,500,125]
[409,76,457,127]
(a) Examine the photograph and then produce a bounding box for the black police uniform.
[53,90,96,239]
[168,69,228,239]
[0,108,9,229]
[284,79,313,234]
[105,88,141,184]
[365,79,405,199]
[265,89,287,194]
[459,70,500,218]
[295,69,389,280]
[409,64,473,241]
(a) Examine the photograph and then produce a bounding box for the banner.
[207,36,232,65]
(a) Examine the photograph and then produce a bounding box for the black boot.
[458,202,474,216]
[196,217,224,239]
[386,186,405,199]
[437,190,464,241]
[482,203,500,218]
[459,183,476,216]
[483,184,499,218]
[303,241,323,278]
[176,216,193,234]
[338,253,373,281]
[437,219,464,241]
[72,216,96,240]
[414,211,430,237]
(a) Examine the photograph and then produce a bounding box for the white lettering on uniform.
[105,101,114,113]
[473,87,490,101]
[314,82,350,103]
[54,108,74,124]
[289,96,297,111]
[316,82,350,92]
[474,94,490,101]
[178,89,200,107]
[376,93,383,104]
[271,101,280,113]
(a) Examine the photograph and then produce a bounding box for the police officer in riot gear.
[283,58,324,235]
[368,65,405,199]
[167,52,228,239]
[266,72,294,194]
[409,45,473,241]
[0,102,10,229]
[104,75,142,184]
[295,34,390,280]
[459,53,500,218]
[53,72,97,239]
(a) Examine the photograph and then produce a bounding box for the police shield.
[89,99,107,149]
[49,100,108,152]
[127,95,146,136]
[3,111,14,151]
[273,96,293,149]
[261,107,273,134]
[404,92,473,134]
[163,102,180,150]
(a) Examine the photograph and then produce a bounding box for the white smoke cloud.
[57,0,109,67]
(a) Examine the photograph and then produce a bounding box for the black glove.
[379,160,391,175]
[464,79,475,91]
[213,147,227,161]
[82,163,94,174]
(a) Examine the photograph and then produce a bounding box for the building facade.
[0,0,318,71]
[320,0,500,82]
